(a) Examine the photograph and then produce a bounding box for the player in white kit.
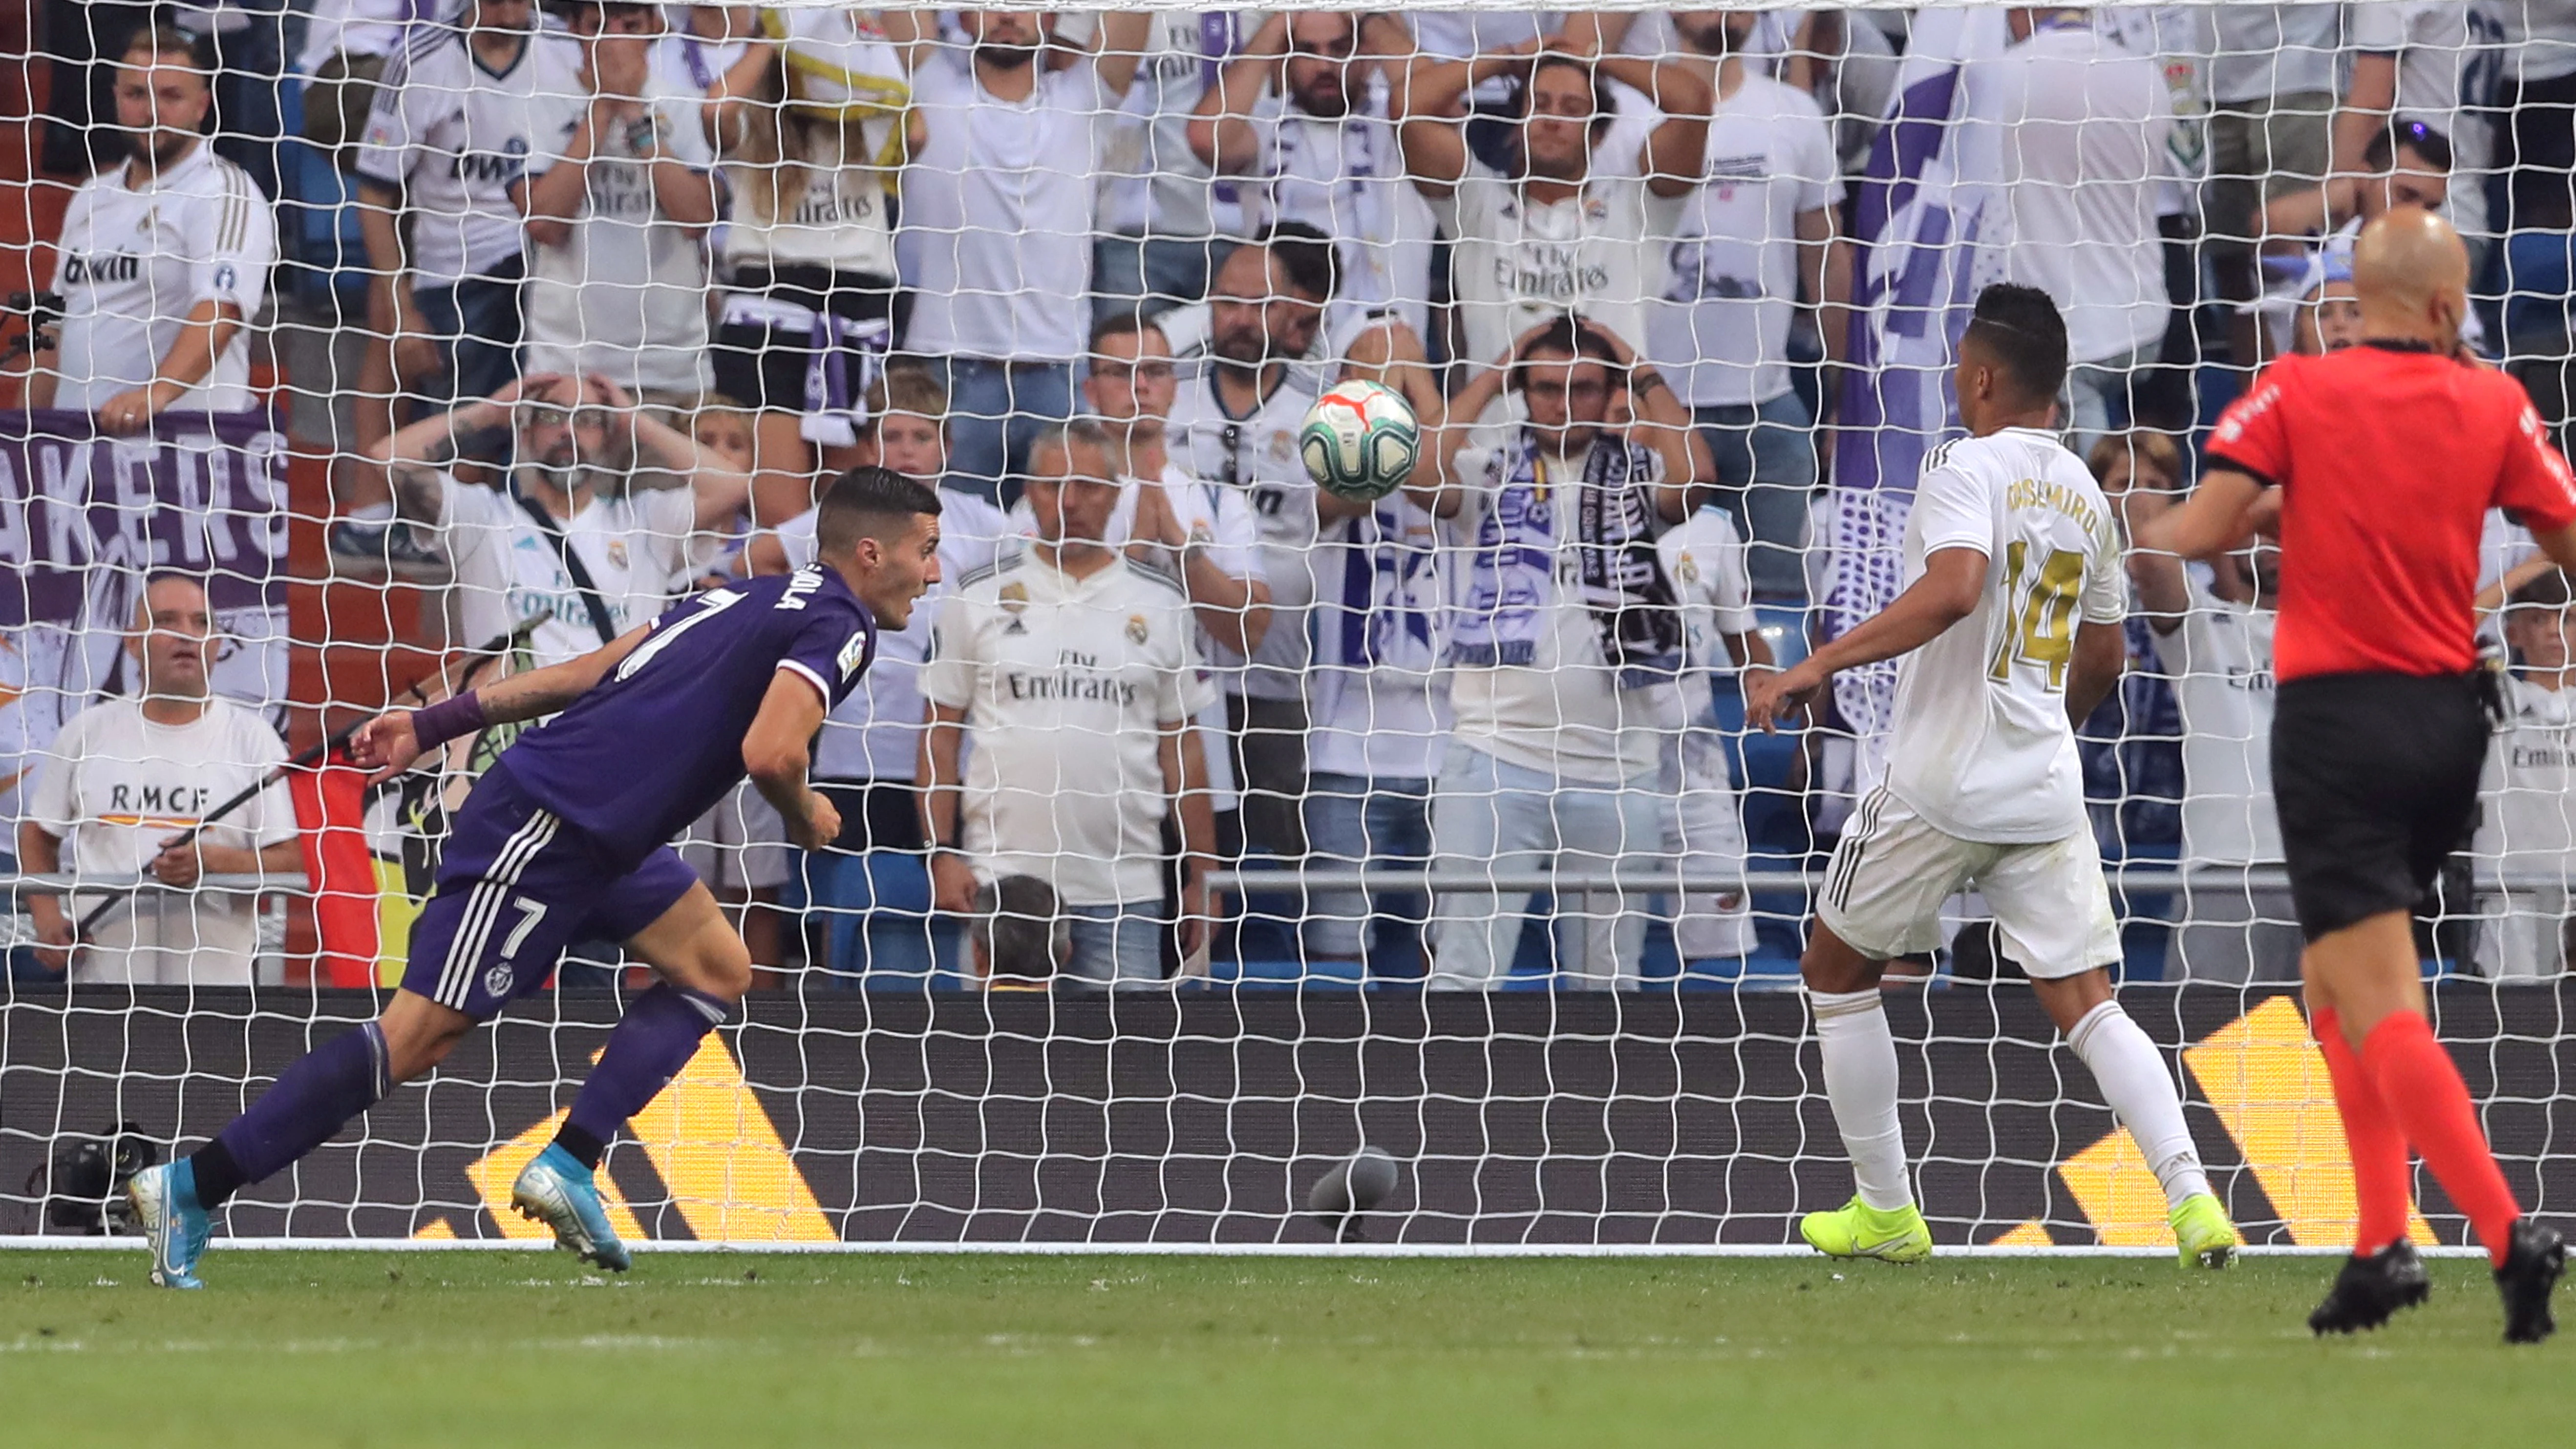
[1747,285,2238,1269]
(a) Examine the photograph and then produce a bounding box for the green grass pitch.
[0,1250,2559,1446]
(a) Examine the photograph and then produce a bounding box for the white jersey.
[720,120,897,279]
[521,79,718,395]
[1097,9,1256,241]
[1308,491,1452,783]
[1434,108,1661,368]
[2477,675,2576,871]
[651,29,749,98]
[1645,73,1842,409]
[1167,360,1329,700]
[24,698,294,984]
[2207,4,2345,104]
[1962,22,2175,367]
[1657,504,1761,724]
[427,475,696,671]
[1007,463,1262,808]
[779,487,1011,785]
[2158,579,2282,867]
[1883,428,2125,844]
[48,143,274,412]
[1243,71,1437,344]
[2498,0,2576,84]
[897,49,1111,363]
[352,28,581,285]
[922,549,1213,907]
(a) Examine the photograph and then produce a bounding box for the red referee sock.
[2360,1010,2523,1265]
[2311,1008,2412,1258]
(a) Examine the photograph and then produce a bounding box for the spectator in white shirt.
[371,372,753,675]
[1191,10,1437,347]
[921,420,1219,986]
[1962,10,2175,456]
[2333,3,2499,254]
[21,575,300,985]
[2109,430,2298,983]
[1650,9,1850,602]
[2476,570,2576,978]
[884,10,1153,502]
[1091,10,1262,325]
[517,1,720,401]
[28,26,275,435]
[1430,318,1696,990]
[1656,500,1777,963]
[1401,42,1715,372]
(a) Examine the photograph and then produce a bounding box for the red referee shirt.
[2205,342,2576,682]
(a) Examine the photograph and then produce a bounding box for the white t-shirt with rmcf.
[923,548,1214,907]
[2155,578,2281,867]
[1657,504,1761,724]
[26,697,294,984]
[1645,74,1842,410]
[1884,428,2125,844]
[49,142,275,412]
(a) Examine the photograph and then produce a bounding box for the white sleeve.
[23,713,83,839]
[239,716,299,849]
[1204,484,1265,580]
[2348,2,2408,53]
[1909,464,1994,558]
[519,89,588,180]
[639,486,698,583]
[919,596,978,710]
[348,49,439,187]
[659,90,717,170]
[2081,522,2127,626]
[1703,517,1758,635]
[191,169,275,319]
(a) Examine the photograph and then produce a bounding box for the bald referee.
[2148,209,2576,1343]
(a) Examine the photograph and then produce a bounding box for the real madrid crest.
[606,539,629,570]
[1126,614,1150,646]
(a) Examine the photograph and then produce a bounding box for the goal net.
[2,0,2571,1251]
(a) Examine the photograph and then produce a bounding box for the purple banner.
[0,409,288,628]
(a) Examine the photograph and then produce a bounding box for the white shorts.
[676,778,792,893]
[1817,788,2120,979]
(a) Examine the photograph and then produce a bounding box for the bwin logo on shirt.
[61,253,141,286]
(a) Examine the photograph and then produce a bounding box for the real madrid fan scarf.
[1450,427,1683,689]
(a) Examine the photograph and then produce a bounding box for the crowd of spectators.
[10,4,2576,990]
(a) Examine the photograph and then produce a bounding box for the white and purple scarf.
[1450,427,1682,690]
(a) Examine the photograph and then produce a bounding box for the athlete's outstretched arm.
[1744,547,1985,734]
[2064,620,2129,726]
[742,670,840,852]
[349,624,650,782]
[2139,466,2270,562]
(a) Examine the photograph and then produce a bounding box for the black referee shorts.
[2270,671,2489,941]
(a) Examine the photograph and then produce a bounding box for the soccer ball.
[1299,379,1420,502]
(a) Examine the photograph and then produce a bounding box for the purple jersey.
[499,568,876,866]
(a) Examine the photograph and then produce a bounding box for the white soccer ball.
[1299,379,1420,502]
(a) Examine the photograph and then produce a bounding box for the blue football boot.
[128,1160,211,1290]
[511,1144,631,1272]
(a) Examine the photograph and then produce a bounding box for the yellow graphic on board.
[624,1034,836,1243]
[439,1034,831,1243]
[423,997,2452,1248]
[2181,995,2437,1247]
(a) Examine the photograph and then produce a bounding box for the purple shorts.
[401,762,701,1018]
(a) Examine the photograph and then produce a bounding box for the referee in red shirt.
[2149,210,2576,1342]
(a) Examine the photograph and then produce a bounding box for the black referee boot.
[2308,1240,2431,1335]
[2494,1219,2565,1345]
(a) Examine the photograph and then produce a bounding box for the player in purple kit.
[127,468,942,1287]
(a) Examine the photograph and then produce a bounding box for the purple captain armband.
[410,692,489,751]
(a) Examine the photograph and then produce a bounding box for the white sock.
[2065,1000,2212,1210]
[1811,987,1913,1212]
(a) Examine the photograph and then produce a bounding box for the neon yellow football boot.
[1799,1196,1933,1264]
[2171,1191,2240,1270]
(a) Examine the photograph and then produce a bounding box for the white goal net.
[1,1,2571,1250]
